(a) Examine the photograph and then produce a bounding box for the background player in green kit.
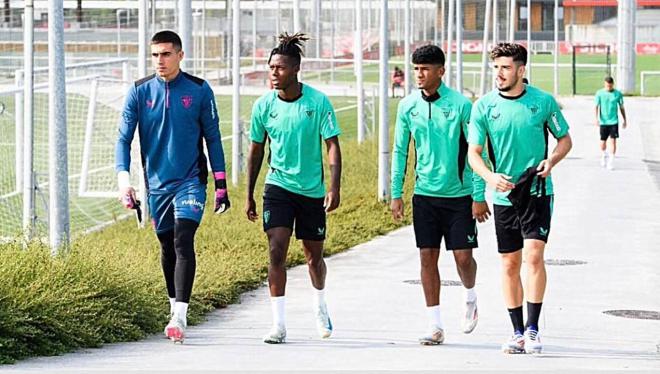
[245,33,342,344]
[595,76,627,170]
[467,43,572,354]
[390,45,490,345]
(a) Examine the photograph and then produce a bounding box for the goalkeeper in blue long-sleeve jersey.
[115,30,230,344]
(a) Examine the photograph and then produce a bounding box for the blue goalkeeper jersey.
[115,71,226,195]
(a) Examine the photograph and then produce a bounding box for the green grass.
[0,95,413,364]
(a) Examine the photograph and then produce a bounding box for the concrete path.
[3,97,660,373]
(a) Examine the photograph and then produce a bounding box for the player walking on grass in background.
[595,76,627,170]
[390,45,490,345]
[245,33,342,344]
[115,30,230,344]
[467,43,572,354]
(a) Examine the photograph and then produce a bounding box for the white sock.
[313,288,326,308]
[270,296,286,328]
[169,298,176,314]
[465,287,477,303]
[173,302,188,321]
[427,305,443,330]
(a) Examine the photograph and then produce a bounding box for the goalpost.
[572,44,612,96]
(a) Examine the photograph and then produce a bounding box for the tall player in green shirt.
[246,33,342,344]
[391,45,491,345]
[595,76,627,170]
[468,43,572,354]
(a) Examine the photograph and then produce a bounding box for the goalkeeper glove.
[213,171,230,214]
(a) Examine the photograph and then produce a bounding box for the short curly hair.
[490,43,527,66]
[412,45,445,65]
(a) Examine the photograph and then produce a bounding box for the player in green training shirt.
[467,43,572,354]
[245,33,342,344]
[595,76,627,170]
[390,45,490,345]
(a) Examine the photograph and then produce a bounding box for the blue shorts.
[148,180,207,233]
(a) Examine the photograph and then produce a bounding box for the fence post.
[14,71,24,193]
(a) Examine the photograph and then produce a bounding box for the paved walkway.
[3,97,660,373]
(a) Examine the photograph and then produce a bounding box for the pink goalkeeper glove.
[214,172,230,214]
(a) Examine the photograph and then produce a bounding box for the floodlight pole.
[178,0,192,70]
[377,0,389,201]
[23,0,35,242]
[446,0,454,87]
[456,0,463,93]
[479,0,492,96]
[231,0,241,185]
[48,0,70,254]
[527,0,531,81]
[356,0,366,144]
[404,0,411,96]
[553,0,558,95]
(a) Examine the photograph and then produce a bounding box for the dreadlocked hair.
[268,32,309,65]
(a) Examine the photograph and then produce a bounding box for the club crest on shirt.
[443,109,452,119]
[269,112,278,119]
[306,110,314,118]
[490,112,500,120]
[181,95,193,109]
[529,104,539,114]
[146,99,154,108]
[411,111,419,118]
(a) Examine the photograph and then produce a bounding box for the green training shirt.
[250,83,341,198]
[391,83,485,201]
[595,88,623,125]
[468,85,570,206]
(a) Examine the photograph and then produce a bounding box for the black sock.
[507,306,524,335]
[526,302,543,332]
[157,230,176,299]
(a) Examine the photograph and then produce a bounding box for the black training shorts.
[412,194,478,250]
[262,184,326,241]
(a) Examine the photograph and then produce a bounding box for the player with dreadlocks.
[245,33,342,344]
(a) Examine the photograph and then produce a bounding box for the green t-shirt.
[250,84,341,198]
[595,88,623,125]
[391,83,485,201]
[468,86,570,206]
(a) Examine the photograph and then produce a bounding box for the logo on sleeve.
[539,227,548,237]
[550,112,561,132]
[181,95,193,109]
[327,111,335,129]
